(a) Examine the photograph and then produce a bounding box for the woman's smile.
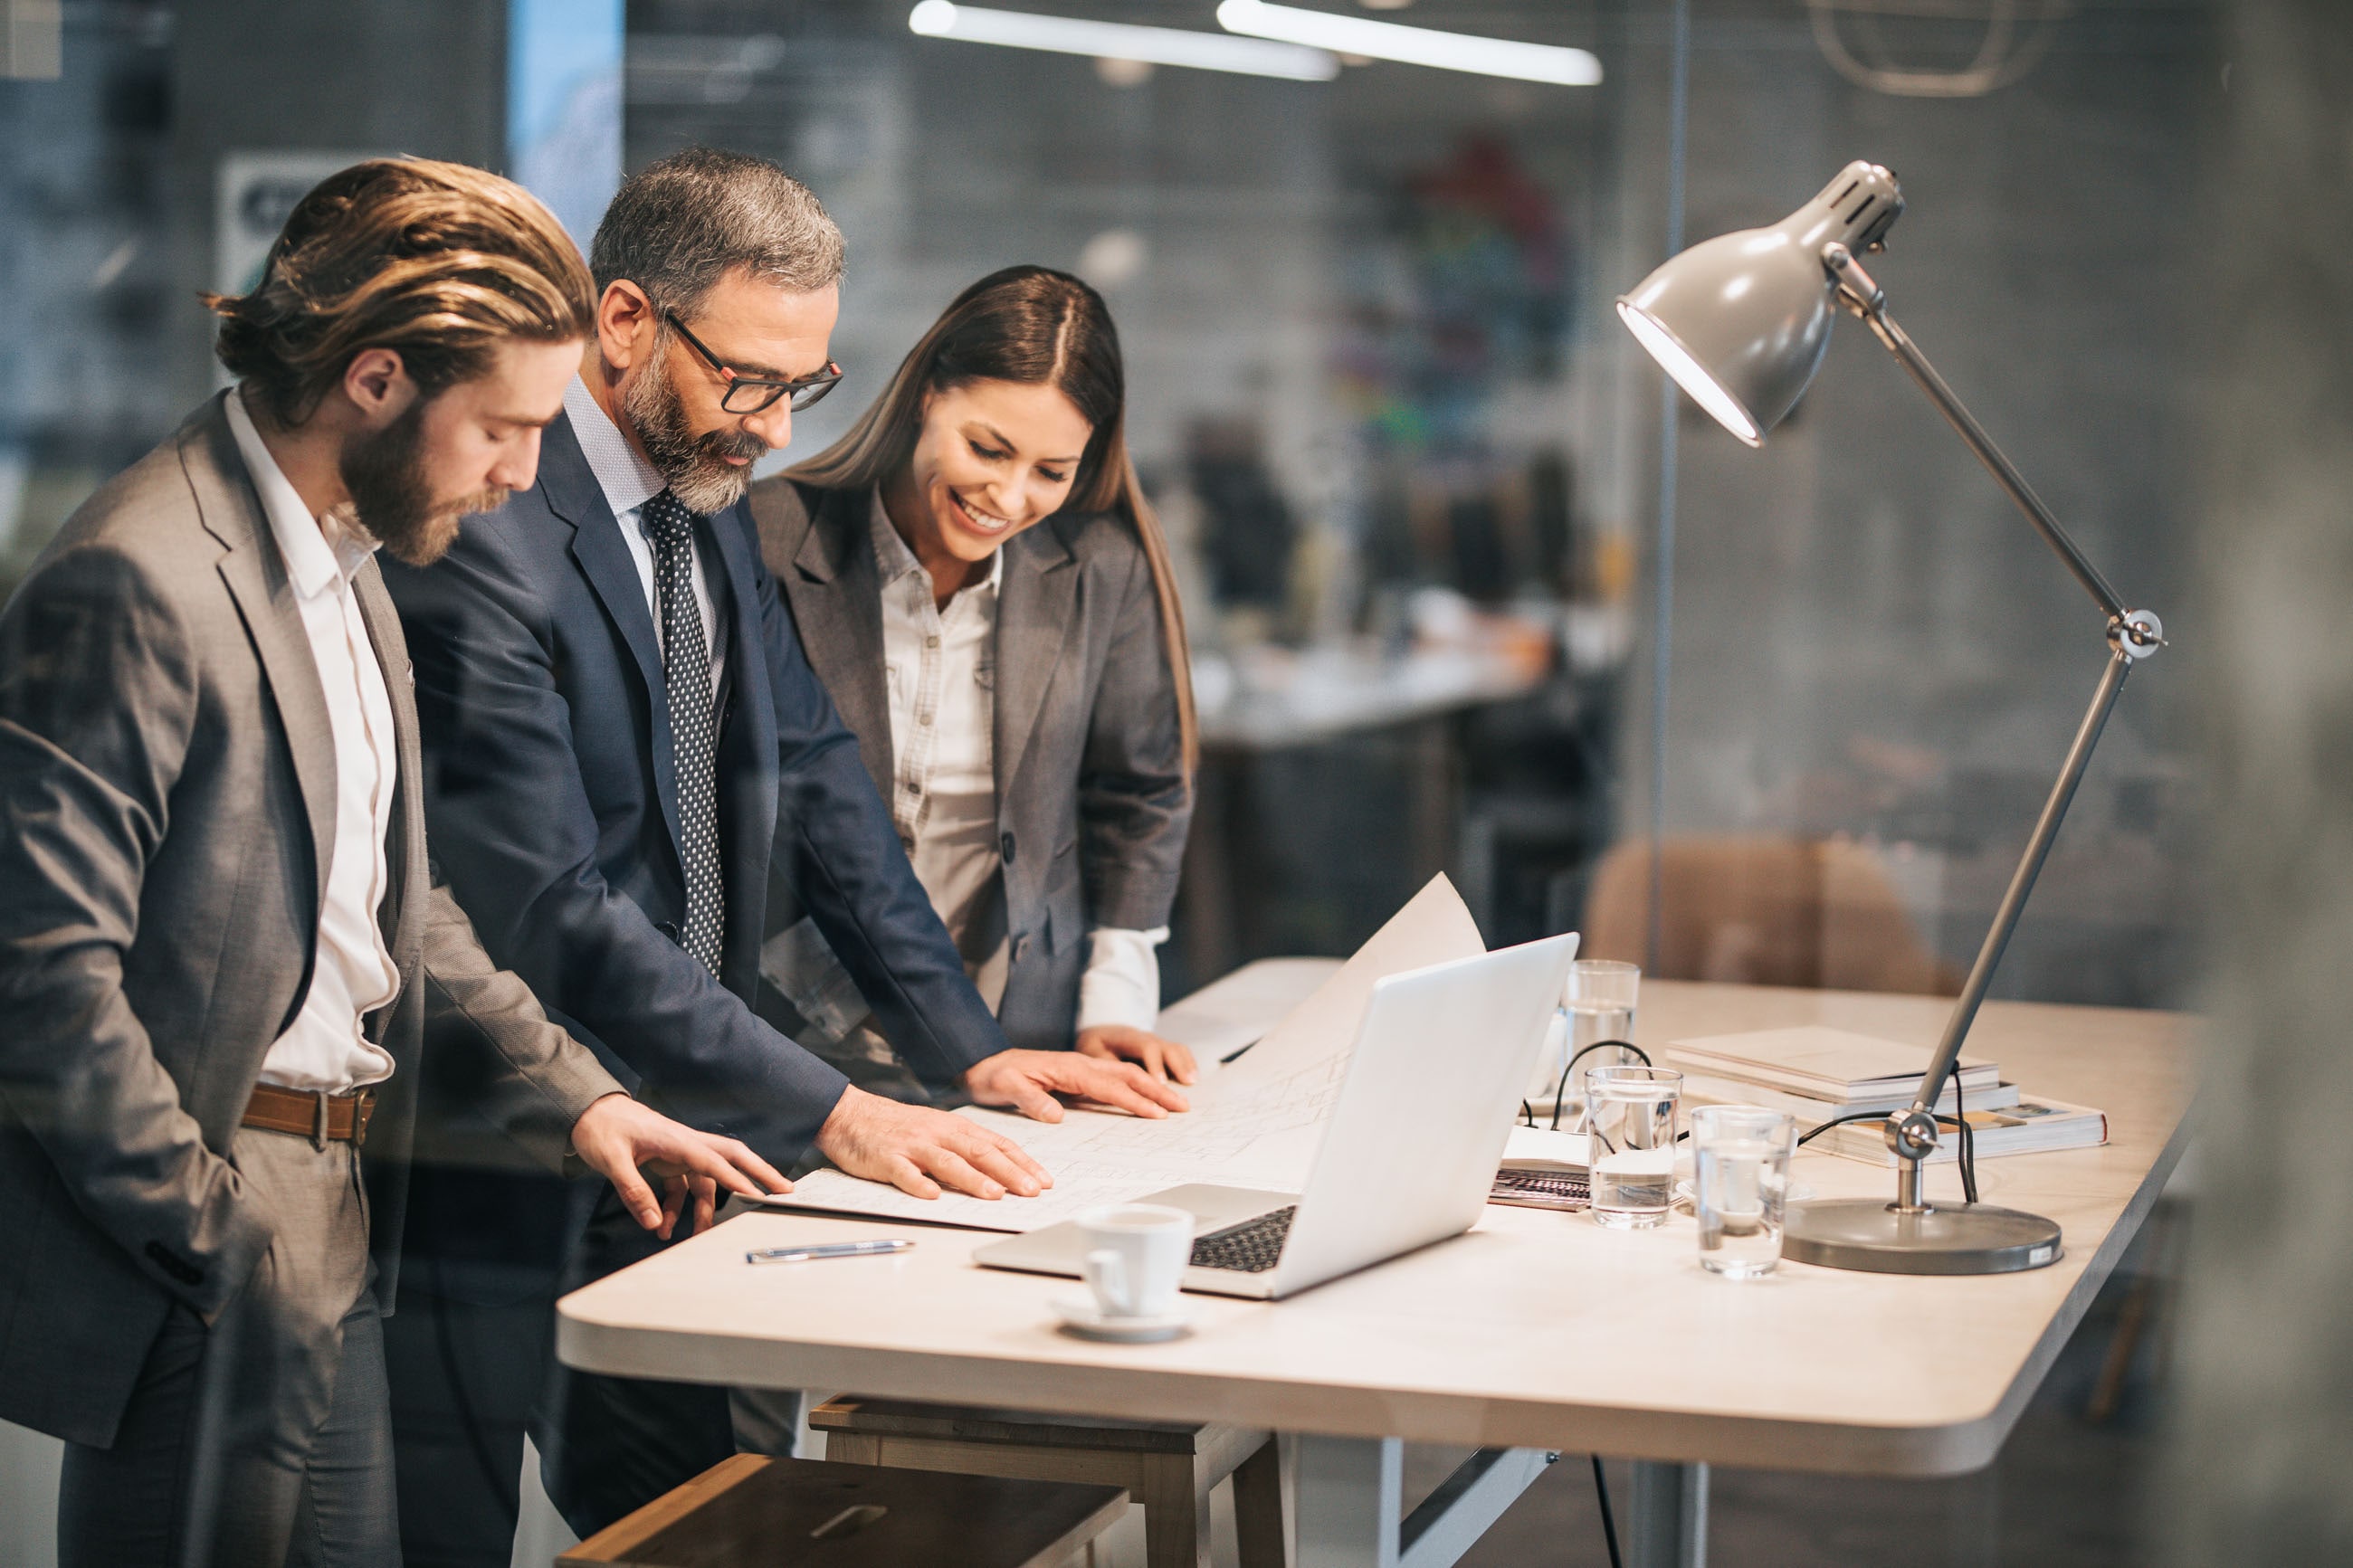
[946,486,1017,541]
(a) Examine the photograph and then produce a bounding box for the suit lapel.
[186,397,339,921]
[994,517,1078,801]
[540,413,686,859]
[782,486,893,801]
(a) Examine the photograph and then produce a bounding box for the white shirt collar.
[867,488,1005,599]
[224,388,377,598]
[564,375,668,522]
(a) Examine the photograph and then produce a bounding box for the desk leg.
[1293,1435,1404,1568]
[1291,1436,1556,1568]
[1628,1460,1709,1568]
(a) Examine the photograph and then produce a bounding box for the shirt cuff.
[1075,926,1169,1035]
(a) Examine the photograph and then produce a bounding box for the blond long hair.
[791,266,1196,776]
[205,157,594,428]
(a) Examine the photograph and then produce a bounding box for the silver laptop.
[975,933,1578,1300]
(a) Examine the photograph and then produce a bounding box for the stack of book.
[1662,1025,2107,1165]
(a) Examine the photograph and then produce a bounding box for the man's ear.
[341,347,415,426]
[597,280,657,373]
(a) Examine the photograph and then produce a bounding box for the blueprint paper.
[756,874,1487,1233]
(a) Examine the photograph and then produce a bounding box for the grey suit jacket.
[746,479,1192,1052]
[0,395,621,1448]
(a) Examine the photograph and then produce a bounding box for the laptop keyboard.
[1189,1206,1296,1274]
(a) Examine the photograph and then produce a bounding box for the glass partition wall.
[0,1,2220,1561]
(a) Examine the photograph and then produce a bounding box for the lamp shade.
[1618,160,1905,446]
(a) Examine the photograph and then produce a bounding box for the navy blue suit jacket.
[382,413,1008,1169]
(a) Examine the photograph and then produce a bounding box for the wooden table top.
[557,978,2194,1477]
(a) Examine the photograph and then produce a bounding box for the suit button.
[657,920,682,945]
[1013,933,1033,962]
[1000,832,1016,864]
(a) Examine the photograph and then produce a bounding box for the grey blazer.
[747,480,1191,1053]
[0,395,620,1449]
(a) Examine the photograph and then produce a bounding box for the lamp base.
[1783,1198,2062,1275]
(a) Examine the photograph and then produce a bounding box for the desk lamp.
[1615,161,2165,1274]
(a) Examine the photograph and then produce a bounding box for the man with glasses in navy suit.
[380,147,1188,1559]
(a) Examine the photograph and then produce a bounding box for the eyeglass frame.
[661,309,843,414]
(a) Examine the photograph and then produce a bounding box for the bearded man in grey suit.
[0,158,786,1568]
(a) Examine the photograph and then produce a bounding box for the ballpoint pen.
[745,1239,917,1265]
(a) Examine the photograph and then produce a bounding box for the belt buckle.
[352,1090,375,1151]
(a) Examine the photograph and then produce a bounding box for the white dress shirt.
[226,392,400,1094]
[867,497,1166,1033]
[564,377,729,696]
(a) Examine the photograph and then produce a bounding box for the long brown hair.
[205,158,595,428]
[790,266,1196,777]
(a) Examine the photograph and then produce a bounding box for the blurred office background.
[0,1,2223,1564]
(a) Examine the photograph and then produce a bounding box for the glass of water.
[1585,1065,1681,1229]
[1691,1105,1796,1278]
[1567,960,1641,1056]
[1532,959,1643,1107]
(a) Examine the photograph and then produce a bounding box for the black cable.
[1548,1040,1653,1131]
[1591,1455,1623,1568]
[1794,1109,1900,1146]
[1953,1069,1978,1205]
[1795,1107,1981,1204]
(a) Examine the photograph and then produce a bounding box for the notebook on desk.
[975,933,1579,1300]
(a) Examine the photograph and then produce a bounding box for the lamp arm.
[1815,243,2166,1183]
[1889,647,2134,1174]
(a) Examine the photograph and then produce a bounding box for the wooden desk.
[557,974,2193,1567]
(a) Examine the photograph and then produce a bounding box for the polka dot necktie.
[640,489,724,976]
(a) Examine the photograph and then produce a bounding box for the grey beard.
[663,458,749,516]
[623,351,762,514]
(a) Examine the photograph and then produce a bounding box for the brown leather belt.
[242,1083,377,1148]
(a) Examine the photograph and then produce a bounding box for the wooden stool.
[559,1452,1126,1568]
[812,1397,1284,1568]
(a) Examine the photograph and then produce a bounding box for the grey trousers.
[57,1126,399,1568]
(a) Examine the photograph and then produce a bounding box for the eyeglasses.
[662,309,843,414]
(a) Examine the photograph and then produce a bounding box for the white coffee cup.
[1076,1203,1194,1319]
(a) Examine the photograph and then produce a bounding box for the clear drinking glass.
[1691,1105,1796,1278]
[1567,960,1641,1056]
[1529,959,1643,1105]
[1585,1064,1681,1229]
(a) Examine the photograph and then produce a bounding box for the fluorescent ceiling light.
[909,1,1338,81]
[1216,0,1602,86]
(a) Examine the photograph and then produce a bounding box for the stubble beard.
[621,346,768,516]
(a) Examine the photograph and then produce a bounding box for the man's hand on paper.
[1075,1024,1198,1087]
[815,1085,1053,1201]
[570,1092,792,1239]
[960,1048,1191,1122]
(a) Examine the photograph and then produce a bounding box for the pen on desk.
[745,1239,916,1266]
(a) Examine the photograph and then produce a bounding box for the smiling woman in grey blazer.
[747,265,1198,1095]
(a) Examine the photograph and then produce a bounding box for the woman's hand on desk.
[815,1086,1053,1201]
[1076,1025,1198,1088]
[959,1049,1191,1122]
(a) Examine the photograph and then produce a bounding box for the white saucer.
[1052,1296,1192,1343]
